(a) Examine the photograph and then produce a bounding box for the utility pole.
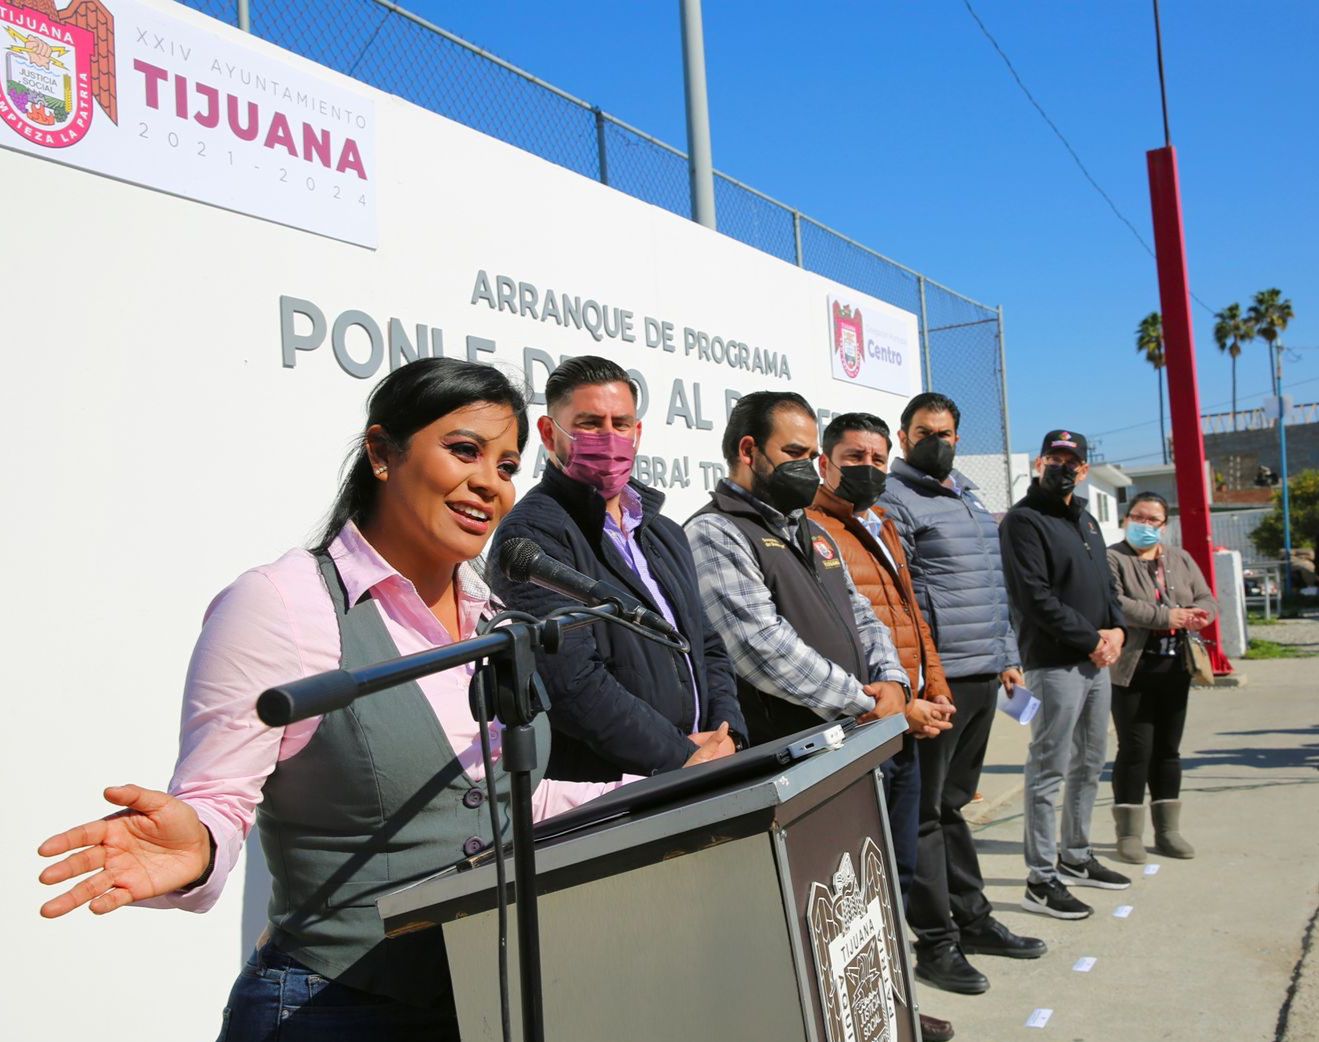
[679,0,716,228]
[1146,0,1230,673]
[1272,344,1294,595]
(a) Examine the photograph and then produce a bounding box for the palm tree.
[1246,288,1297,590]
[1246,288,1294,395]
[1136,312,1169,464]
[1213,303,1252,430]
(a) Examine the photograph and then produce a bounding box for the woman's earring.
[374,466,387,476]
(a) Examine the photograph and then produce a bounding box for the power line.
[1088,356,1319,438]
[1086,373,1319,438]
[958,1,1151,254]
[1089,417,1161,438]
[959,0,1216,317]
[1205,373,1319,408]
[1104,450,1169,465]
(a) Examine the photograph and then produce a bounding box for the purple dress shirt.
[603,485,701,734]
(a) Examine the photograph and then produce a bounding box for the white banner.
[827,293,922,398]
[3,4,926,1040]
[0,0,377,245]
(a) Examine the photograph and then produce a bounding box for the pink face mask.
[556,421,637,499]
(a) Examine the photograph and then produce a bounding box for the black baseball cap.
[1039,429,1087,462]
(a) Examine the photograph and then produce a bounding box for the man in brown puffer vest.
[807,413,955,720]
[807,411,958,1042]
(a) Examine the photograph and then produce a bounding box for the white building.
[1083,463,1134,547]
[1119,462,1217,516]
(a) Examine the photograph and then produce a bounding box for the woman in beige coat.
[1106,492,1217,862]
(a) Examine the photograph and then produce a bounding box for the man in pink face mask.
[547,378,639,521]
[490,356,747,783]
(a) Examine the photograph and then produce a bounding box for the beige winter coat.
[1106,541,1218,687]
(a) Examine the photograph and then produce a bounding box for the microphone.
[498,537,690,653]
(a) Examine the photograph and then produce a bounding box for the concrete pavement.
[917,657,1319,1041]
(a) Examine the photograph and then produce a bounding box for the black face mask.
[1040,463,1078,497]
[751,450,820,515]
[832,463,887,512]
[905,435,956,481]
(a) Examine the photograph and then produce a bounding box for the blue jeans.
[880,736,921,909]
[217,942,458,1041]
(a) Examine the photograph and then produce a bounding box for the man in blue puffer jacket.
[880,392,1046,996]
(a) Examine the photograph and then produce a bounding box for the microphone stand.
[257,602,665,1042]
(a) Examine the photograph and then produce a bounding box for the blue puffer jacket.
[878,458,1020,678]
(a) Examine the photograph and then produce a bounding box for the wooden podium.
[379,714,921,1042]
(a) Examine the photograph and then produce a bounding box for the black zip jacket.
[489,463,747,781]
[998,480,1125,669]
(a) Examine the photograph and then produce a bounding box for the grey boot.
[1112,804,1147,863]
[1151,799,1195,858]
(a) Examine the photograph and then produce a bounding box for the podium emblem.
[832,301,864,380]
[807,837,907,1042]
[1,0,117,149]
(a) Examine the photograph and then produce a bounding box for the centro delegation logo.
[0,0,116,148]
[832,300,864,380]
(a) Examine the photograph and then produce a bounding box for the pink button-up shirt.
[157,523,625,912]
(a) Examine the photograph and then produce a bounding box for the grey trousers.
[1022,662,1112,883]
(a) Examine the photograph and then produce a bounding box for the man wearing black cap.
[999,430,1130,920]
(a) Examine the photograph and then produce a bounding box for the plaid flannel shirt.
[685,481,910,720]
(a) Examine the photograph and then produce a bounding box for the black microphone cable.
[467,599,686,1042]
[543,603,690,654]
[472,607,540,1042]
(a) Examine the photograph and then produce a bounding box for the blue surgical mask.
[1126,522,1162,550]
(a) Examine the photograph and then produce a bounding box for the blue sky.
[408,0,1318,469]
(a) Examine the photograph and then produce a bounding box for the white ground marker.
[1026,1008,1054,1028]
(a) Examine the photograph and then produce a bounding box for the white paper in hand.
[997,684,1041,725]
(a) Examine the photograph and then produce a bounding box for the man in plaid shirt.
[685,391,910,743]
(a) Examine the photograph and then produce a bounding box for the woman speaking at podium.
[36,357,731,1040]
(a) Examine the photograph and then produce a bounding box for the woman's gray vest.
[256,553,547,1007]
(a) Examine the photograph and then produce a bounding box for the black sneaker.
[1022,879,1093,920]
[1058,856,1132,890]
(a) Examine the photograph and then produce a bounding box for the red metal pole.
[1146,145,1231,673]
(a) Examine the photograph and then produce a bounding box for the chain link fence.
[176,0,1012,509]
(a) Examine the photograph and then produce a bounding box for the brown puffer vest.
[807,486,952,701]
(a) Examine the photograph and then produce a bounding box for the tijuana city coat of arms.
[832,300,864,380]
[1,0,116,148]
[808,837,908,1042]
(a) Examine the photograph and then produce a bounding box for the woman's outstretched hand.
[37,785,212,918]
